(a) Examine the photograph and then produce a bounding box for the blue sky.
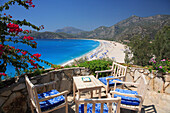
[1,0,170,31]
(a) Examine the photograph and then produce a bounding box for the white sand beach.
[62,39,126,66]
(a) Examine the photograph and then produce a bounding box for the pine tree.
[152,26,170,61]
[128,35,153,66]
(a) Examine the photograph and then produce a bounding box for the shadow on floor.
[51,101,75,113]
[119,104,157,113]
[141,105,157,113]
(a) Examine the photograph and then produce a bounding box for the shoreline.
[61,39,102,66]
[61,39,126,66]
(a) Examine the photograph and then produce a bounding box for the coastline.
[61,39,126,66]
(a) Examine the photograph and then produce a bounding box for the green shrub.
[78,59,112,77]
[148,58,170,73]
[51,64,64,69]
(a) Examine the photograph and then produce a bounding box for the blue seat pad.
[79,103,108,113]
[38,89,65,111]
[99,76,122,86]
[114,88,140,106]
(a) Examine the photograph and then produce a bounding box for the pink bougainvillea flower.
[31,53,41,58]
[7,23,22,35]
[23,36,34,40]
[21,51,27,55]
[0,45,5,56]
[0,44,4,50]
[16,49,21,53]
[24,30,29,33]
[32,41,37,45]
[159,66,162,69]
[0,73,7,76]
[30,62,38,69]
[32,5,35,8]
[161,59,166,61]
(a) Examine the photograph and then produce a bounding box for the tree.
[0,0,52,80]
[128,35,153,66]
[152,26,170,61]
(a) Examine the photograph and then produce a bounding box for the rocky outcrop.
[126,67,170,94]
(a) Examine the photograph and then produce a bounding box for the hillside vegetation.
[75,15,170,41]
[126,26,170,67]
[29,15,170,41]
[29,31,75,39]
[55,27,84,34]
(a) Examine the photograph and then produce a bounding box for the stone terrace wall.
[126,67,170,94]
[0,67,89,113]
[0,66,169,113]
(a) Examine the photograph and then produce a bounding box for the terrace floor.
[50,88,170,113]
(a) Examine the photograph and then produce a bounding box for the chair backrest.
[111,62,127,78]
[76,97,121,113]
[137,74,148,97]
[25,75,41,111]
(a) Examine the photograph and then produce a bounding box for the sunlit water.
[2,39,99,78]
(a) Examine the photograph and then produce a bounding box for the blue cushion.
[99,76,122,86]
[79,103,108,113]
[114,88,140,106]
[38,89,65,111]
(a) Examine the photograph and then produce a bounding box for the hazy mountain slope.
[55,27,84,34]
[29,31,75,39]
[76,15,170,40]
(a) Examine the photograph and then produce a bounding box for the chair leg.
[76,103,79,113]
[137,109,141,113]
[30,104,34,113]
[138,99,143,113]
[65,94,68,113]
[65,103,68,113]
[138,106,142,113]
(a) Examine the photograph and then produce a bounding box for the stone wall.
[0,66,169,113]
[126,67,170,94]
[0,67,89,113]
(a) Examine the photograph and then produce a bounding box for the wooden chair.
[110,74,148,113]
[95,62,127,95]
[25,75,68,113]
[75,94,121,113]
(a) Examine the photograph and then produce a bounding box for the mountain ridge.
[29,14,170,40]
[55,27,84,34]
[75,14,170,40]
[29,31,75,39]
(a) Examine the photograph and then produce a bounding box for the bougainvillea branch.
[0,0,52,80]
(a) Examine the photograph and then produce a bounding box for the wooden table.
[73,75,103,101]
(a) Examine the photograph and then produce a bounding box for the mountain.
[75,15,170,41]
[29,31,75,39]
[55,27,84,34]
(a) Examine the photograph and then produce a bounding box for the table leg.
[99,88,101,98]
[91,90,93,98]
[78,90,80,99]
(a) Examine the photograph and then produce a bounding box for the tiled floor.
[51,88,170,113]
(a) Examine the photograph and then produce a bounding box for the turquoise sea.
[4,39,100,77]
